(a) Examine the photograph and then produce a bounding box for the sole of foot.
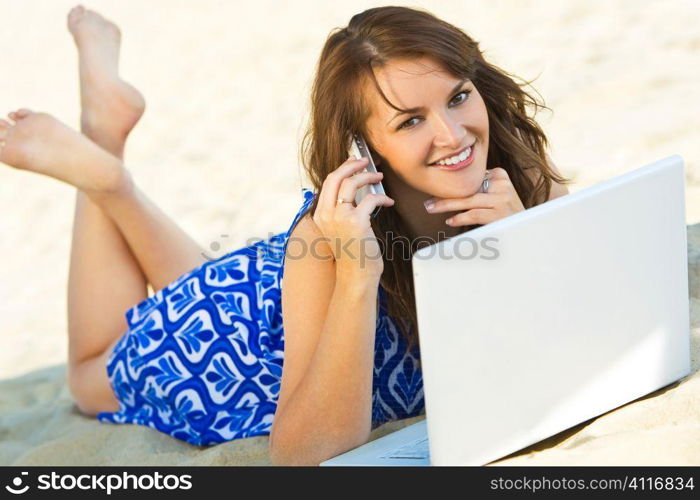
[67,5,146,141]
[0,109,130,195]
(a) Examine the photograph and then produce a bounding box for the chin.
[425,168,484,197]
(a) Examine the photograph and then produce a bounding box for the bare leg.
[1,107,135,415]
[65,6,148,414]
[68,6,146,157]
[0,109,208,413]
[0,111,207,301]
[0,11,205,417]
[65,8,206,289]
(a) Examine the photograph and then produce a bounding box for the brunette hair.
[299,6,571,348]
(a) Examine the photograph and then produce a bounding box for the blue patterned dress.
[97,188,424,446]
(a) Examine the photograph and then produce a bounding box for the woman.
[0,6,570,465]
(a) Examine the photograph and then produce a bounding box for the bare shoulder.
[544,153,570,200]
[285,213,335,262]
[513,129,569,201]
[523,152,569,201]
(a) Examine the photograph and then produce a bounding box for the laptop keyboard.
[381,437,430,459]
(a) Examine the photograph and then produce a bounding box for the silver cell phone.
[347,134,386,218]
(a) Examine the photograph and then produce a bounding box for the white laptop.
[321,155,690,466]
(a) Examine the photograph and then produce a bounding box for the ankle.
[81,124,127,158]
[86,161,134,202]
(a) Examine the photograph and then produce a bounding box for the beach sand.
[1,0,698,465]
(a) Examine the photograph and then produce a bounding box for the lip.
[431,143,476,171]
[429,142,475,165]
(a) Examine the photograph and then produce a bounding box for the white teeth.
[435,147,471,166]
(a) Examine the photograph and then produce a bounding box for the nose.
[431,111,467,150]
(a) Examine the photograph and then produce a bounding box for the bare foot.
[67,6,145,149]
[0,109,130,195]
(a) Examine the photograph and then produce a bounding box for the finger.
[446,208,495,227]
[488,167,509,181]
[317,157,368,213]
[425,193,497,213]
[355,192,395,218]
[476,171,513,196]
[338,171,384,204]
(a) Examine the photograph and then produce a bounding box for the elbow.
[268,415,317,466]
[268,439,288,466]
[269,445,312,467]
[268,427,298,466]
[268,430,323,466]
[269,416,372,466]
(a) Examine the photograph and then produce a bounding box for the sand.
[1,0,699,465]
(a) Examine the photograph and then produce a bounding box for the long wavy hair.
[300,6,571,348]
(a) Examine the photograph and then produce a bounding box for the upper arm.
[272,214,336,437]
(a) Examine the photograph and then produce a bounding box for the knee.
[67,361,119,417]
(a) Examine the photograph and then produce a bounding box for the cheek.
[383,137,431,170]
[476,98,490,130]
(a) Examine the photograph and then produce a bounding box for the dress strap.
[284,188,317,239]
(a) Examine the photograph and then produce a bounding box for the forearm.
[271,271,380,465]
[87,167,206,291]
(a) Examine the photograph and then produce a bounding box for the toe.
[67,5,85,29]
[85,9,107,24]
[15,108,32,119]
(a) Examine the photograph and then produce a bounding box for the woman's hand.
[423,167,525,226]
[313,156,395,279]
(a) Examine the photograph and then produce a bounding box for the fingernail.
[423,200,435,211]
[445,218,453,225]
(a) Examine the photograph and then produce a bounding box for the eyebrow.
[387,79,469,126]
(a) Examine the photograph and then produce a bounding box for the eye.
[395,89,472,131]
[397,116,420,130]
[450,90,471,106]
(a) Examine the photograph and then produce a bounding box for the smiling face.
[364,56,490,201]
